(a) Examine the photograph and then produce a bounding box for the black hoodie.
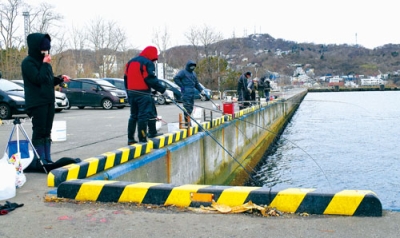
[21,33,55,110]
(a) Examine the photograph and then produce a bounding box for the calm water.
[250,91,400,210]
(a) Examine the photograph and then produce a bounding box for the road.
[1,98,400,238]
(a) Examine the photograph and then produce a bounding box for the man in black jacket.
[21,33,68,170]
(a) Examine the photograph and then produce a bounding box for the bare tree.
[27,2,63,33]
[152,25,171,78]
[185,24,223,87]
[0,0,24,78]
[85,17,128,77]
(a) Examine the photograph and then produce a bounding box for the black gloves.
[0,201,24,215]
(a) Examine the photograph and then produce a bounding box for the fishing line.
[236,113,333,189]
[166,96,263,186]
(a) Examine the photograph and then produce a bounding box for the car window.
[68,81,81,89]
[0,79,24,91]
[96,79,116,90]
[114,81,125,90]
[82,81,95,91]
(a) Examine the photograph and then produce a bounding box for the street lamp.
[23,11,30,47]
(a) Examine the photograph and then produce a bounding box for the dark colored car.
[0,79,26,119]
[60,78,129,110]
[158,78,182,102]
[103,77,175,105]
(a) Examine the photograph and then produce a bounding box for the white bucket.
[167,123,180,133]
[226,96,232,102]
[0,159,16,201]
[156,116,162,131]
[260,98,266,103]
[51,121,67,142]
[192,107,203,119]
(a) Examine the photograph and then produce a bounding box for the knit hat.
[40,37,51,51]
[245,72,252,76]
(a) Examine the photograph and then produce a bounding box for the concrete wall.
[99,89,307,186]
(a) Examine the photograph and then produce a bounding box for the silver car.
[11,79,69,112]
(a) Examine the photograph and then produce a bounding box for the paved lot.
[1,97,400,237]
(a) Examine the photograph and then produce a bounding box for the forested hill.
[165,33,400,78]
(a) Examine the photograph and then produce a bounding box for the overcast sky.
[24,0,398,50]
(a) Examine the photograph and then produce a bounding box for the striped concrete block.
[47,142,153,187]
[150,130,186,149]
[56,180,382,216]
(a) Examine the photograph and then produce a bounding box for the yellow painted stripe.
[118,182,162,203]
[47,172,55,187]
[86,157,100,176]
[158,136,165,148]
[217,186,259,206]
[269,188,315,212]
[118,147,130,163]
[167,134,173,144]
[324,190,370,215]
[175,131,181,141]
[102,152,116,170]
[133,144,142,158]
[165,185,210,207]
[65,163,81,180]
[76,180,117,201]
[145,141,153,153]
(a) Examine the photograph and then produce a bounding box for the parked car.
[11,79,69,112]
[0,79,26,119]
[103,77,175,105]
[195,83,212,101]
[60,78,129,110]
[158,78,182,102]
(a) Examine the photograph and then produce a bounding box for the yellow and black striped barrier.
[150,129,187,149]
[56,180,382,216]
[47,142,153,187]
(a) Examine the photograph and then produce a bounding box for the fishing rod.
[161,94,263,186]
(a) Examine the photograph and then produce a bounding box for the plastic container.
[223,102,235,116]
[0,159,16,201]
[51,121,67,141]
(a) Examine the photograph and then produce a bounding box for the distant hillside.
[163,34,400,78]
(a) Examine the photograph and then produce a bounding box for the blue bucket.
[8,140,30,158]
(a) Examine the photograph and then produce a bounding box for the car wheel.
[157,95,166,105]
[102,99,113,110]
[78,106,85,109]
[0,103,11,120]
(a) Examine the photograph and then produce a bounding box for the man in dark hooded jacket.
[21,33,68,171]
[124,46,166,143]
[173,60,206,124]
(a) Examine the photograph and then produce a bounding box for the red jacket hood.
[139,46,158,61]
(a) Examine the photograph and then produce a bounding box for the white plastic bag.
[0,158,16,200]
[7,153,26,188]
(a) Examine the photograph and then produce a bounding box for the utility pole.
[23,12,30,47]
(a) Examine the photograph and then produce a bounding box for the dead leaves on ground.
[188,200,283,217]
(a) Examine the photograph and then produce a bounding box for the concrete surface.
[1,97,400,238]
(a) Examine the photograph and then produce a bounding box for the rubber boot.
[137,121,148,143]
[26,139,46,172]
[44,137,53,164]
[127,118,138,145]
[148,120,163,138]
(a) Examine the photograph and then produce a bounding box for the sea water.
[250,91,400,210]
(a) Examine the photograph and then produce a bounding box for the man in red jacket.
[124,46,166,143]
